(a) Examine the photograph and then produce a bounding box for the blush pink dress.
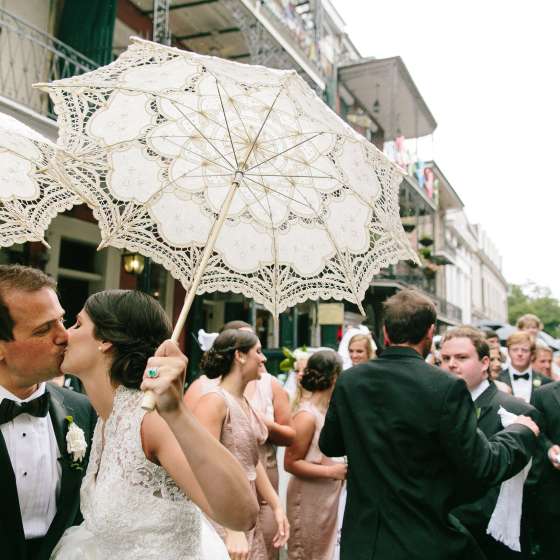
[286,401,343,560]
[247,373,279,560]
[207,385,269,560]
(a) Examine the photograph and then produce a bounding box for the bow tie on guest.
[0,392,50,424]
[513,373,530,381]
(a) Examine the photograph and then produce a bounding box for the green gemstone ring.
[147,367,159,378]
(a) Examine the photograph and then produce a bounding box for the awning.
[338,56,437,139]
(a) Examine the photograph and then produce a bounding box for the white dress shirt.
[508,367,533,403]
[470,379,490,402]
[0,383,61,539]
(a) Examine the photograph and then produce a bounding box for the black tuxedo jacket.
[452,381,541,529]
[319,347,537,560]
[532,381,560,516]
[497,368,552,402]
[0,383,96,560]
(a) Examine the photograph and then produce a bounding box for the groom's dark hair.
[383,289,437,344]
[0,264,57,341]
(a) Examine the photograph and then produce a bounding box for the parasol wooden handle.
[141,176,241,411]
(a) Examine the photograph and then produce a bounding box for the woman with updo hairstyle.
[284,350,346,560]
[54,290,259,559]
[195,328,290,560]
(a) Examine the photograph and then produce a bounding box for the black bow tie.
[0,393,50,424]
[513,373,530,381]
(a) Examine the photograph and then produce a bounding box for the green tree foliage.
[508,283,560,338]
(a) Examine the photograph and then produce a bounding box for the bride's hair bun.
[301,350,342,392]
[84,290,172,389]
[200,328,258,379]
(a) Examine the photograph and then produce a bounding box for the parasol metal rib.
[245,132,323,173]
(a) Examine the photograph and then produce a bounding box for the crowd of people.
[0,264,558,560]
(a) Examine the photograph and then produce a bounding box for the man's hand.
[547,445,560,470]
[513,415,540,437]
[140,340,188,415]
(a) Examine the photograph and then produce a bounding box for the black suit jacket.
[497,368,552,402]
[532,381,560,516]
[319,347,537,560]
[0,383,96,560]
[452,381,541,529]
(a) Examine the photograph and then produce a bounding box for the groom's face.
[0,287,68,390]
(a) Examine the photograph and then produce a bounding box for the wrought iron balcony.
[0,7,98,119]
[245,0,327,83]
[377,265,463,324]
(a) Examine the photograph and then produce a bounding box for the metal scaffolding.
[153,0,171,45]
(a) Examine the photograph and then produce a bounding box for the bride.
[51,290,258,559]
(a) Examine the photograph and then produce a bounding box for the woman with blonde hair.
[348,333,376,367]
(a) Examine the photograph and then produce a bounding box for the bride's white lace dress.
[51,386,229,559]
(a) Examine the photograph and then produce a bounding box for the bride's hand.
[224,530,249,560]
[272,505,289,548]
[140,340,188,415]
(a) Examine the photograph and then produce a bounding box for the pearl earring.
[98,346,103,352]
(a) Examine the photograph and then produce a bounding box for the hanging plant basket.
[419,236,434,247]
[403,223,416,233]
[423,266,437,279]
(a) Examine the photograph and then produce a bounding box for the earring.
[240,359,246,365]
[98,346,103,352]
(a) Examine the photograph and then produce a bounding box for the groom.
[319,289,540,560]
[0,265,97,560]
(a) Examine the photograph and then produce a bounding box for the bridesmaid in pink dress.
[185,321,295,560]
[285,350,346,560]
[194,328,290,560]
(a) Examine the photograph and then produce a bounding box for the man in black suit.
[440,326,541,559]
[0,265,96,560]
[319,289,540,560]
[532,381,560,560]
[498,331,552,402]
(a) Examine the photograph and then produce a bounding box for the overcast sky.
[332,0,560,297]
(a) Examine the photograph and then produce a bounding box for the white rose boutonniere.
[533,378,542,388]
[65,416,87,470]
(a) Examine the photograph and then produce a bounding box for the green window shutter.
[57,0,117,66]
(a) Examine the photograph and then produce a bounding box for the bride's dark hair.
[84,290,172,389]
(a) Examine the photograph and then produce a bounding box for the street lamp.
[122,252,145,275]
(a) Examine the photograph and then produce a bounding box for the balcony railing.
[0,7,98,118]
[248,0,328,81]
[377,266,463,324]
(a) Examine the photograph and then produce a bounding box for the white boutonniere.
[533,378,542,388]
[65,416,87,470]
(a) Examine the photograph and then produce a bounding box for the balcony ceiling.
[126,0,250,60]
[338,56,437,140]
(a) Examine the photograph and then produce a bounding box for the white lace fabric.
[0,112,79,247]
[70,386,202,559]
[40,38,417,316]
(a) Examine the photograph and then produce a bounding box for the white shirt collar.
[0,382,46,403]
[510,366,532,379]
[470,379,490,402]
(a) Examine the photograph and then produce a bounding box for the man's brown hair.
[442,326,490,360]
[516,314,543,331]
[0,265,56,341]
[383,289,437,344]
[506,331,536,353]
